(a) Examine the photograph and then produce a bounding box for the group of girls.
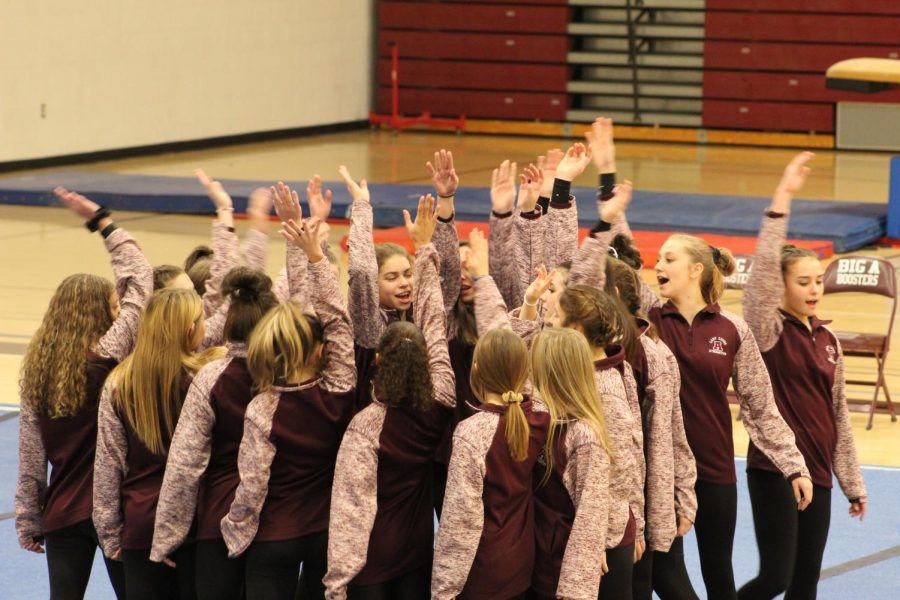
[16,118,866,600]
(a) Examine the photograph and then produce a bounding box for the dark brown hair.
[560,284,639,363]
[184,245,214,273]
[187,259,211,296]
[610,234,644,270]
[604,257,658,341]
[153,265,185,291]
[221,267,279,343]
[781,244,819,276]
[374,321,434,411]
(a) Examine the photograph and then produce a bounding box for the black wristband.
[537,197,550,215]
[85,206,112,232]
[100,222,119,238]
[590,220,612,237]
[491,210,513,219]
[437,213,455,224]
[765,210,786,219]
[551,178,572,207]
[599,172,616,201]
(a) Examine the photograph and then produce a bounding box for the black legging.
[121,544,196,600]
[433,461,448,519]
[245,532,328,600]
[348,563,431,600]
[738,469,832,600]
[693,481,738,600]
[599,544,634,600]
[633,536,699,600]
[195,538,246,600]
[44,519,126,600]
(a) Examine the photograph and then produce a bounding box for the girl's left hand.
[849,500,867,521]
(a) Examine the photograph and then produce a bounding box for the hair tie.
[709,245,721,263]
[607,245,619,259]
[502,391,524,405]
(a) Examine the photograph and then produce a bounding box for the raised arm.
[428,150,463,317]
[220,392,279,558]
[489,160,520,307]
[195,170,239,317]
[341,166,383,349]
[93,383,127,559]
[467,228,513,334]
[282,217,356,394]
[150,360,229,562]
[272,181,309,304]
[568,181,633,290]
[324,408,385,600]
[557,426,610,600]
[546,144,592,269]
[241,187,273,273]
[829,340,867,509]
[15,401,48,551]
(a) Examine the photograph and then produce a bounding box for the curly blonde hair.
[20,274,115,418]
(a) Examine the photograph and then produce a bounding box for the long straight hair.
[111,288,222,455]
[469,328,530,461]
[530,328,611,482]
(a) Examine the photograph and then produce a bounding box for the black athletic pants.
[738,469,832,600]
[121,544,196,600]
[44,519,126,600]
[632,536,699,600]
[433,461,448,519]
[598,543,634,600]
[691,481,739,600]
[348,563,431,600]
[244,532,328,600]
[195,538,245,600]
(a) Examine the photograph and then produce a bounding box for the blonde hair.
[111,288,222,455]
[20,274,115,417]
[530,328,611,483]
[668,234,736,304]
[375,242,411,271]
[247,302,318,394]
[469,328,530,461]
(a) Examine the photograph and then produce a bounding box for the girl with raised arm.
[325,195,456,600]
[93,286,224,600]
[16,188,152,600]
[431,327,550,600]
[738,153,866,600]
[150,183,311,599]
[219,215,356,600]
[529,328,612,600]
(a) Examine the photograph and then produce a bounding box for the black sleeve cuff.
[590,220,612,237]
[437,213,455,224]
[537,196,550,215]
[765,210,786,219]
[491,210,513,219]
[100,222,119,238]
[599,172,616,201]
[519,208,542,221]
[551,179,572,207]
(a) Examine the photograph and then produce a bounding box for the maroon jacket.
[743,212,865,499]
[16,228,153,547]
[432,399,551,600]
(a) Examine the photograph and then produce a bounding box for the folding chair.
[725,255,754,421]
[823,255,897,430]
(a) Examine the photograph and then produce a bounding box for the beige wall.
[0,1,373,163]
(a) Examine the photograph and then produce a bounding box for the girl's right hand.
[281,218,325,263]
[54,187,101,219]
[771,151,814,213]
[194,169,233,212]
[22,540,44,554]
[516,164,543,214]
[339,165,370,204]
[271,181,302,224]
[490,160,517,214]
[404,194,438,250]
[524,265,556,306]
[599,180,633,224]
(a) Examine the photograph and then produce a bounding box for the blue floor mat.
[0,170,886,252]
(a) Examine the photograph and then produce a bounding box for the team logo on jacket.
[708,336,728,356]
[826,344,838,364]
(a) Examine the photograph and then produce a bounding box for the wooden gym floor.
[1,129,898,466]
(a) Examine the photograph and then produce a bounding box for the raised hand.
[195,169,233,212]
[306,175,333,220]
[427,149,459,198]
[599,180,633,224]
[516,163,543,214]
[537,148,564,197]
[555,143,593,182]
[247,187,273,233]
[585,117,616,174]
[271,181,301,224]
[490,160,518,215]
[281,217,325,263]
[404,194,438,250]
[524,265,556,306]
[339,165,370,204]
[466,228,490,278]
[54,187,102,219]
[772,151,814,213]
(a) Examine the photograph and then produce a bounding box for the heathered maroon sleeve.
[743,213,788,353]
[200,299,228,350]
[203,221,240,318]
[723,312,809,481]
[434,218,462,318]
[568,229,614,290]
[432,413,496,599]
[241,228,269,273]
[151,359,230,562]
[15,402,47,546]
[557,422,610,600]
[489,211,520,308]
[220,391,279,558]
[623,364,646,538]
[829,339,867,502]
[347,199,384,349]
[414,243,456,409]
[514,210,546,304]
[474,275,513,335]
[545,197,579,269]
[93,382,127,558]
[95,228,154,363]
[665,346,698,524]
[308,257,356,394]
[324,405,386,600]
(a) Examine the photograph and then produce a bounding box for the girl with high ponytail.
[325,195,457,599]
[432,327,550,600]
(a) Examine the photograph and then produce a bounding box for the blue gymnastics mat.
[0,170,886,253]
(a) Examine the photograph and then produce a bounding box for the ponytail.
[502,390,529,462]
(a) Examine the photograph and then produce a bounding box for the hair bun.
[713,246,737,277]
[222,267,273,303]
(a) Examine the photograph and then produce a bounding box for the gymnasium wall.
[0,0,373,163]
